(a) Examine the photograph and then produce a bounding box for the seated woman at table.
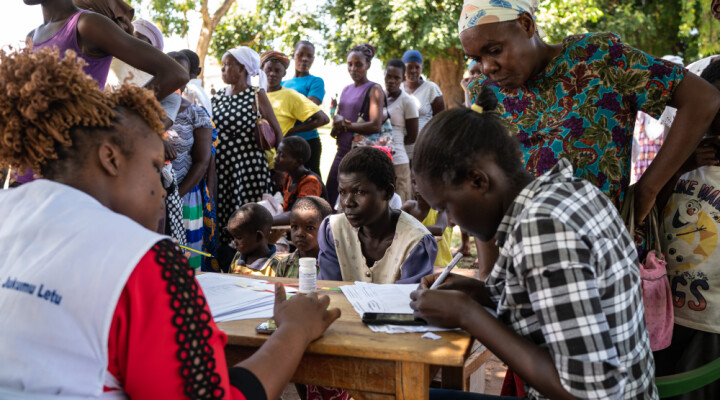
[318,146,437,284]
[410,88,656,399]
[0,46,340,400]
[272,136,327,226]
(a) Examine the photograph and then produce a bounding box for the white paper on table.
[340,282,457,334]
[196,273,276,322]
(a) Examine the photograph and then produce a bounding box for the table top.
[217,275,473,367]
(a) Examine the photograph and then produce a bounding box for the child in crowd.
[275,196,333,278]
[228,203,283,276]
[385,59,419,202]
[402,177,453,267]
[318,146,436,284]
[653,59,720,400]
[273,137,328,225]
[410,88,656,399]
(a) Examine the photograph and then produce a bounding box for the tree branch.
[212,0,237,24]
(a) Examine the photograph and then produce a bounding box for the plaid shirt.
[486,159,657,399]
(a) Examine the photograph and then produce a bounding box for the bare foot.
[453,244,472,257]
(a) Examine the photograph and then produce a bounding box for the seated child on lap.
[275,196,333,278]
[318,146,436,284]
[227,203,284,276]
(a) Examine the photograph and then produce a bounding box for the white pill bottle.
[298,257,317,294]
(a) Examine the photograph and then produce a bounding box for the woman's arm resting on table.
[410,290,576,400]
[636,73,720,224]
[236,284,340,400]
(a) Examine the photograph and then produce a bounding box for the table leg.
[396,361,429,400]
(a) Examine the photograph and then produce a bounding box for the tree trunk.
[429,48,466,109]
[196,0,237,83]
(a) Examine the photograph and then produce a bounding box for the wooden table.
[218,276,474,400]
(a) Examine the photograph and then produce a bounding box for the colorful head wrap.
[225,46,267,91]
[132,19,164,51]
[402,50,423,64]
[458,0,545,38]
[260,50,290,69]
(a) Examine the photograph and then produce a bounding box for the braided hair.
[349,43,376,64]
[0,46,165,178]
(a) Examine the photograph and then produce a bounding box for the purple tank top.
[32,10,113,90]
[337,81,376,123]
[15,11,113,185]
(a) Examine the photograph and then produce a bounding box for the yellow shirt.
[422,209,453,266]
[266,87,321,136]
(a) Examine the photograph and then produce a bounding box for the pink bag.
[621,186,673,351]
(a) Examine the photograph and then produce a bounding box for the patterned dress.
[212,87,272,249]
[469,32,684,208]
[167,104,214,269]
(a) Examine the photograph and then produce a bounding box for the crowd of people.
[2,0,720,399]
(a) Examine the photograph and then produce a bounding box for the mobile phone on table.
[361,312,427,326]
[255,319,277,334]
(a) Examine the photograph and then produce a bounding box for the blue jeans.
[429,389,522,400]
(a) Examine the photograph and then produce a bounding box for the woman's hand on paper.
[409,289,472,329]
[273,283,341,344]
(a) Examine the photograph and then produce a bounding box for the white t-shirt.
[403,80,442,160]
[387,90,419,165]
[660,165,720,333]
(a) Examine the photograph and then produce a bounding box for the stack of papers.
[340,282,454,334]
[196,274,295,322]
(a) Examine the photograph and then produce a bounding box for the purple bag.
[252,87,276,151]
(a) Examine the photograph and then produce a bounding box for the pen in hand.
[430,253,464,290]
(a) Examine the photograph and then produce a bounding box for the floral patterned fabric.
[469,32,684,207]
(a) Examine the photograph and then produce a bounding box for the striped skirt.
[182,185,204,269]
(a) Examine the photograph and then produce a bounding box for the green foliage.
[209,0,322,62]
[538,0,720,64]
[128,0,197,36]
[321,0,463,70]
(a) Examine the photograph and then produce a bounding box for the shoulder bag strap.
[253,87,262,119]
[359,84,390,122]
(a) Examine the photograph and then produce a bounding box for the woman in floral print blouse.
[462,0,720,227]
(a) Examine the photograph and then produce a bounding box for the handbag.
[252,87,276,151]
[353,85,393,150]
[621,185,674,351]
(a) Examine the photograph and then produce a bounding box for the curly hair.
[0,46,165,177]
[281,136,311,164]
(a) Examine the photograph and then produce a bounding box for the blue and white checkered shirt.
[486,158,657,399]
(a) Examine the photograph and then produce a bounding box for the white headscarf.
[458,0,545,38]
[225,46,267,92]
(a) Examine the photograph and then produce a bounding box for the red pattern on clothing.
[282,172,323,211]
[105,244,247,399]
